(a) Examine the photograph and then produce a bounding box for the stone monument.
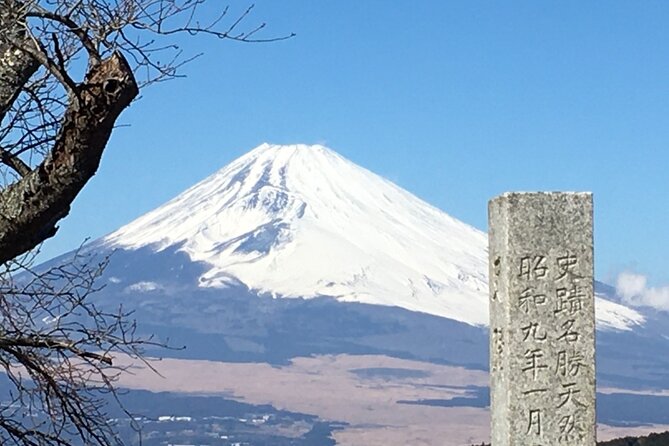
[488,192,595,445]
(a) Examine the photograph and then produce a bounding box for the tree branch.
[0,51,138,265]
[25,6,102,65]
[0,335,113,365]
[0,34,40,124]
[6,32,79,96]
[0,146,31,177]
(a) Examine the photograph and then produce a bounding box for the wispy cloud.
[616,272,669,311]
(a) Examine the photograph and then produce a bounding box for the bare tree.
[0,249,151,445]
[0,1,291,444]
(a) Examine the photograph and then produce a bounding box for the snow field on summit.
[103,143,643,329]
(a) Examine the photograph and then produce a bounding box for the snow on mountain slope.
[595,293,644,331]
[103,143,643,329]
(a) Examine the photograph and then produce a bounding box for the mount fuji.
[36,143,669,441]
[97,143,639,330]
[103,143,490,324]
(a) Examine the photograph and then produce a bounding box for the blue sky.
[39,1,668,288]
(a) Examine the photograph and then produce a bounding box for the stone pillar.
[488,192,595,446]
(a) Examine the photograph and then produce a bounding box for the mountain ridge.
[102,143,491,324]
[94,143,642,330]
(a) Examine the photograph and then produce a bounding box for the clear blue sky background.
[38,1,668,287]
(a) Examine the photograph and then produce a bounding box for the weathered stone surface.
[488,192,595,446]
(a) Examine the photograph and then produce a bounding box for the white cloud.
[616,272,647,300]
[125,281,163,293]
[616,272,669,311]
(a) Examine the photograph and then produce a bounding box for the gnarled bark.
[0,1,39,123]
[0,52,138,264]
[0,37,39,123]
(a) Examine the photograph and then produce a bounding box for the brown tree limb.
[6,32,79,96]
[0,335,113,365]
[0,36,40,124]
[0,51,138,265]
[25,6,102,65]
[0,146,31,176]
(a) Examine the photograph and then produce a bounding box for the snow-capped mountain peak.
[104,143,489,324]
[103,143,643,330]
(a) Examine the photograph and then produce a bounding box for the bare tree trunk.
[0,37,39,123]
[0,2,40,122]
[0,52,138,264]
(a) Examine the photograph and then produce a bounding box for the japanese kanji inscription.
[488,192,595,445]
